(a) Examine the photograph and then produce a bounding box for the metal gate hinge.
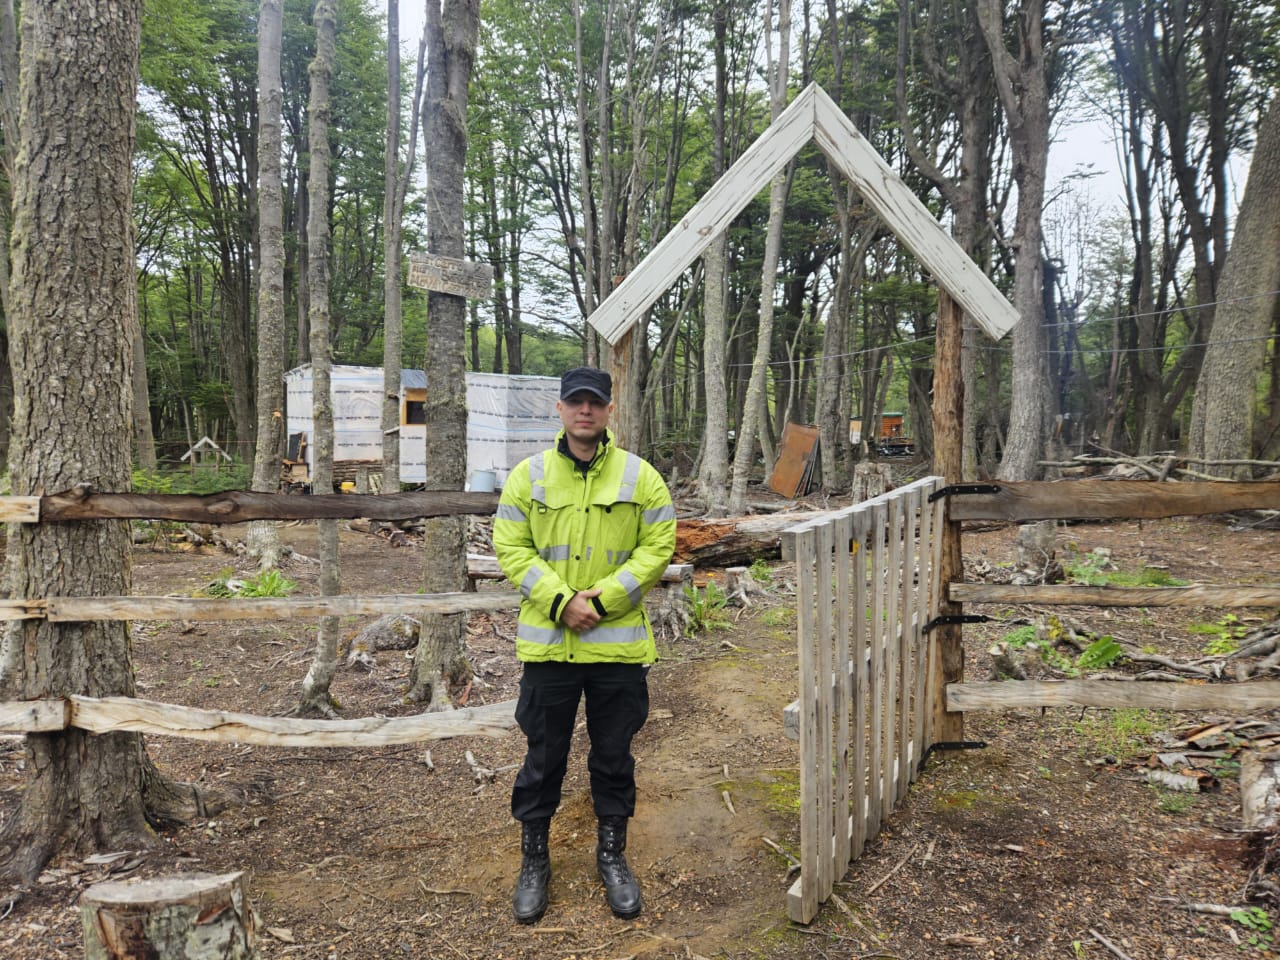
[927,482,1001,503]
[923,614,991,633]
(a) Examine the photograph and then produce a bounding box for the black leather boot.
[512,818,552,923]
[596,815,642,919]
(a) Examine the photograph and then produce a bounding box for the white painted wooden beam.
[809,86,1017,339]
[587,86,818,345]
[586,82,1018,345]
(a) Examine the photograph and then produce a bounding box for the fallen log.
[675,512,837,566]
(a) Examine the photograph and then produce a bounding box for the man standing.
[493,367,676,924]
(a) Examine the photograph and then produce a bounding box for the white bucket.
[469,469,497,493]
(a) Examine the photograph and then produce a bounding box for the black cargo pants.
[510,660,650,822]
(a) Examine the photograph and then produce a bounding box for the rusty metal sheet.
[769,423,819,498]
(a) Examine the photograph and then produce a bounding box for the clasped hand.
[561,589,603,632]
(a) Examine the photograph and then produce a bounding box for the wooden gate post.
[930,290,965,744]
[81,871,256,959]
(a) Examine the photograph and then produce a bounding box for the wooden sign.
[407,252,494,299]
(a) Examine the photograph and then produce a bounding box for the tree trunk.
[382,0,404,491]
[130,311,157,471]
[979,0,1052,482]
[408,0,480,710]
[247,0,286,570]
[1189,97,1280,476]
[0,0,207,885]
[729,0,790,514]
[297,0,341,718]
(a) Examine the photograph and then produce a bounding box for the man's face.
[557,391,612,442]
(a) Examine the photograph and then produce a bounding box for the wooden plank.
[832,513,853,871]
[947,480,1280,521]
[0,699,70,732]
[850,508,870,859]
[41,489,500,523]
[925,488,946,752]
[948,583,1280,608]
[69,694,518,747]
[911,481,940,778]
[0,599,48,621]
[883,496,902,813]
[406,252,494,299]
[896,488,919,804]
[0,496,40,522]
[593,87,818,347]
[45,592,519,623]
[947,680,1280,713]
[810,90,1016,340]
[867,500,887,837]
[790,527,820,925]
[815,522,835,900]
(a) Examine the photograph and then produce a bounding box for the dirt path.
[2,515,1278,959]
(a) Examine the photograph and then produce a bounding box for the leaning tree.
[0,0,208,885]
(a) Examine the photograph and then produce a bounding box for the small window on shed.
[404,401,426,424]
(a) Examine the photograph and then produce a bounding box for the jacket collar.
[556,428,613,473]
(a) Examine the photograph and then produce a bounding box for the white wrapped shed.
[284,364,561,488]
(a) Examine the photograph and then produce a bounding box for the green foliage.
[761,606,795,628]
[684,581,730,634]
[1001,625,1038,648]
[748,559,773,583]
[1231,907,1274,951]
[1072,709,1164,763]
[1189,615,1249,656]
[201,567,296,599]
[1063,549,1187,588]
[133,465,252,496]
[1077,636,1124,671]
[1149,783,1197,815]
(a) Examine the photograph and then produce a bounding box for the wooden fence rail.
[0,694,518,746]
[946,479,1280,522]
[782,476,943,924]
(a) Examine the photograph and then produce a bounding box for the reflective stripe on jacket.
[492,430,676,664]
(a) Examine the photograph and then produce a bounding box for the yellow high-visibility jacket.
[493,430,676,664]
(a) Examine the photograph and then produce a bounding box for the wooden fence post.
[930,290,965,744]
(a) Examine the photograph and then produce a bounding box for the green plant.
[1191,614,1249,656]
[201,567,296,599]
[1150,784,1197,815]
[1063,549,1187,588]
[1231,906,1274,950]
[685,581,730,633]
[1073,708,1164,762]
[1001,624,1038,648]
[748,558,773,583]
[1077,636,1124,671]
[761,606,794,628]
[134,464,252,496]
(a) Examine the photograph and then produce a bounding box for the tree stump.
[81,871,256,960]
[850,462,892,502]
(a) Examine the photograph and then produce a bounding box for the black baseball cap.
[559,367,612,402]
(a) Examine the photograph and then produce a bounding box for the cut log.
[676,513,836,566]
[81,871,255,960]
[1241,749,1280,831]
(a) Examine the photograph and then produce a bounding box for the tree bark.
[247,0,287,569]
[979,0,1053,482]
[297,0,341,718]
[729,0,790,514]
[0,0,207,884]
[408,0,480,710]
[1189,97,1280,475]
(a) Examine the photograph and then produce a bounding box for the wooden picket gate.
[782,475,945,923]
